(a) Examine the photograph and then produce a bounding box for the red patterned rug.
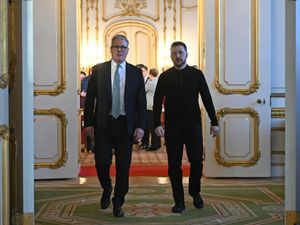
[79,164,190,177]
[79,144,190,177]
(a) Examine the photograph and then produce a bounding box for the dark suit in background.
[84,34,146,217]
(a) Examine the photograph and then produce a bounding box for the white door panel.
[33,0,79,179]
[203,0,271,177]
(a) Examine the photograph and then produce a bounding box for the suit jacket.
[84,60,147,136]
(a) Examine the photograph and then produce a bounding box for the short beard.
[174,59,186,69]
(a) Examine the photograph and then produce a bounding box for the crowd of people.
[81,34,220,217]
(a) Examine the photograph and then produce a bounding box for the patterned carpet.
[35,183,284,225]
[80,143,189,167]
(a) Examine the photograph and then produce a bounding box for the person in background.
[153,41,220,213]
[80,71,90,108]
[136,64,150,149]
[136,64,149,83]
[143,68,161,151]
[84,34,146,217]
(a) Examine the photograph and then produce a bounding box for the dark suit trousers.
[141,110,161,148]
[94,116,133,207]
[165,121,204,204]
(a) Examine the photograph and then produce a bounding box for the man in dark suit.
[84,34,146,217]
[153,41,220,213]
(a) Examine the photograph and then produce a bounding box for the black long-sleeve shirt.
[153,65,218,127]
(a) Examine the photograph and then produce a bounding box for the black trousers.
[141,110,161,148]
[165,121,203,204]
[94,116,133,207]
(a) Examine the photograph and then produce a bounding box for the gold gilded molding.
[116,0,147,15]
[1,0,8,89]
[286,211,300,225]
[163,0,167,46]
[102,0,160,22]
[34,108,68,169]
[95,0,99,46]
[1,124,10,225]
[271,107,285,118]
[8,0,16,91]
[0,73,8,89]
[34,0,66,96]
[167,0,173,9]
[173,0,176,41]
[215,0,259,95]
[0,124,9,140]
[272,127,285,132]
[85,0,89,44]
[198,0,205,70]
[8,122,18,224]
[21,213,34,225]
[215,107,261,167]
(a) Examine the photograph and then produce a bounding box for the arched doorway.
[104,21,158,69]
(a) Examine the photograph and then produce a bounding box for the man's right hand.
[155,126,165,137]
[84,126,95,146]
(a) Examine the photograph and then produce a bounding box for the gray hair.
[111,34,129,46]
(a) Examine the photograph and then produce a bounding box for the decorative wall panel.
[216,107,260,166]
[215,0,259,95]
[33,0,66,96]
[34,108,67,169]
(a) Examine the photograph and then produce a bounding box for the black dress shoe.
[100,187,112,209]
[113,205,124,217]
[193,194,204,209]
[146,147,160,151]
[139,145,149,149]
[171,202,185,213]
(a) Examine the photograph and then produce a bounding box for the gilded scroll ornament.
[102,0,159,21]
[0,124,9,140]
[0,73,8,89]
[115,0,147,16]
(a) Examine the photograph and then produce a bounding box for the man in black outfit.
[153,41,219,213]
[84,34,146,217]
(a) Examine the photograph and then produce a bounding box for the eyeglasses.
[111,45,128,51]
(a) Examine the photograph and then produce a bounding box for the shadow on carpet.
[35,183,284,225]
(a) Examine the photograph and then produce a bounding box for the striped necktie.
[112,64,121,118]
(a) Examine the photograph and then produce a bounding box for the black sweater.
[153,65,218,127]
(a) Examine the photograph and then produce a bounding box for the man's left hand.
[134,128,144,141]
[210,126,220,137]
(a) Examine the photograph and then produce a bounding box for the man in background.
[144,68,161,151]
